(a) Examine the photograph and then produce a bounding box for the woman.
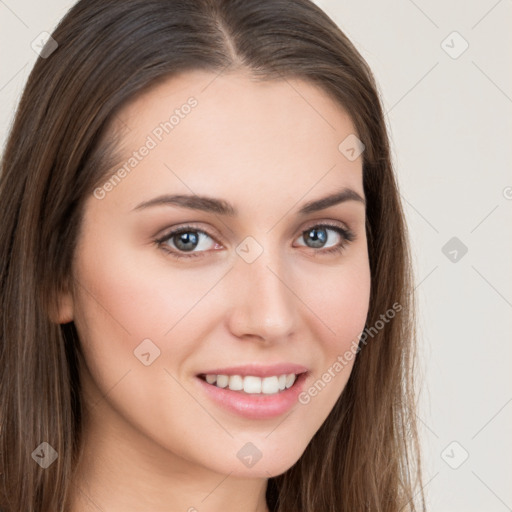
[0,0,424,510]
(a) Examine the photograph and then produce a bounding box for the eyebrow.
[131,187,365,216]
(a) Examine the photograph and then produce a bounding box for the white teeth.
[243,376,262,394]
[285,373,296,389]
[216,374,229,388]
[203,373,299,394]
[228,375,243,391]
[205,374,217,384]
[261,376,280,394]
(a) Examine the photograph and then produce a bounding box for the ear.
[48,284,74,324]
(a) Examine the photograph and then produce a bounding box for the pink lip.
[195,371,309,420]
[196,363,309,378]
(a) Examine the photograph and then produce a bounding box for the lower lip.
[195,372,308,420]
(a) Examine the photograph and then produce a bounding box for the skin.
[56,69,371,512]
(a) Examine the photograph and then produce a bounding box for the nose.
[225,243,298,344]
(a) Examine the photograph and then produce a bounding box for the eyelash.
[154,222,356,260]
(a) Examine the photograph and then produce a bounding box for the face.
[58,70,371,479]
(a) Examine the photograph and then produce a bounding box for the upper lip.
[197,363,309,378]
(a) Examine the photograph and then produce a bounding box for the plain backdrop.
[1,1,511,510]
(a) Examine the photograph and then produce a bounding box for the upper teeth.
[204,373,297,394]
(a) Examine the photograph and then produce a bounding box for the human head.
[0,1,423,511]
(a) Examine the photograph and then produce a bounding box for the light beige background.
[1,1,511,510]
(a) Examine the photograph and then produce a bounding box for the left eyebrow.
[297,188,365,215]
[131,187,365,215]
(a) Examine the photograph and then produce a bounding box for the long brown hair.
[0,0,424,510]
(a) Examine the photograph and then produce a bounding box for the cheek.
[299,256,371,347]
[70,235,237,428]
[70,240,234,457]
[292,258,371,412]
[72,235,225,344]
[332,276,370,350]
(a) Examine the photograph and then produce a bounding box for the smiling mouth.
[197,372,305,395]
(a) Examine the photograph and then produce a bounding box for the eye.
[295,223,355,255]
[155,225,221,260]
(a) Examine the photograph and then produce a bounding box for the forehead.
[116,69,358,146]
[94,69,364,216]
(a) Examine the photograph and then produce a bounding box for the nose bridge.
[228,236,297,341]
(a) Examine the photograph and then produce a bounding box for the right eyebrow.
[132,194,236,215]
